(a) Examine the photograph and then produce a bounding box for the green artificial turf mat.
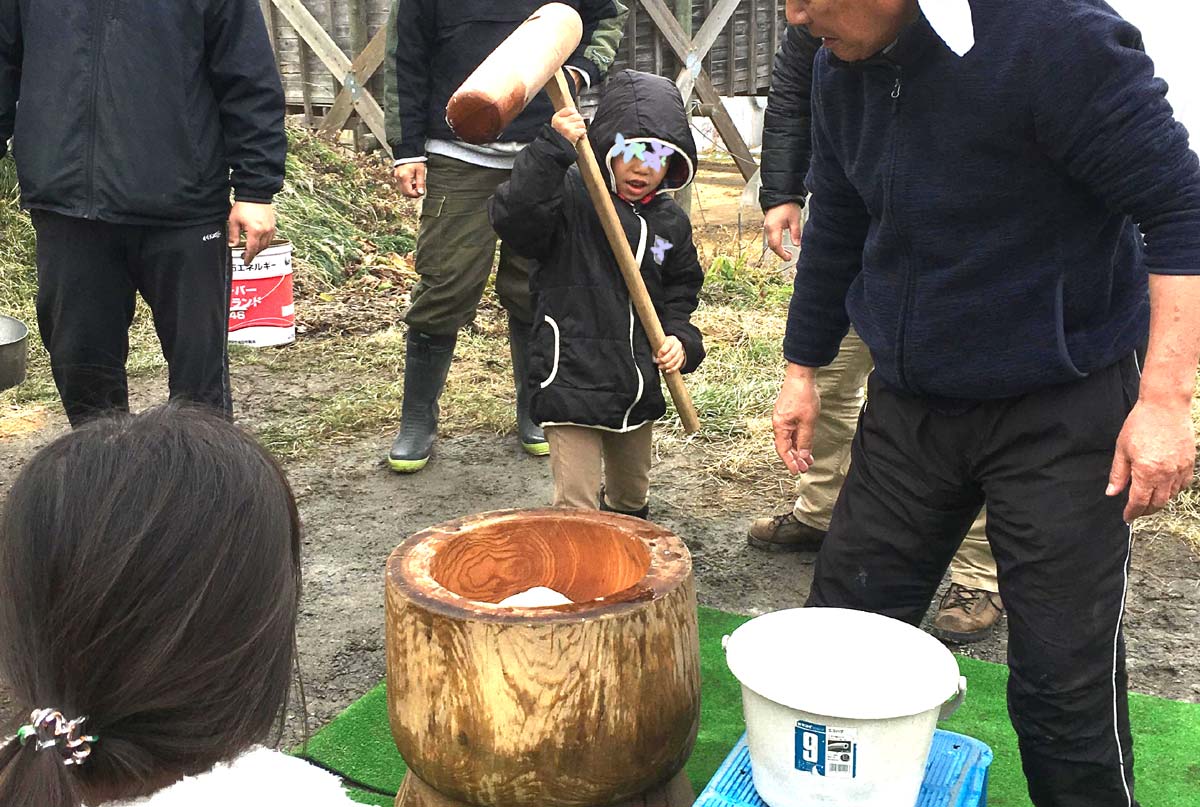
[299,606,1200,806]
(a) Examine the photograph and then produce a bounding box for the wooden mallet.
[447,3,702,435]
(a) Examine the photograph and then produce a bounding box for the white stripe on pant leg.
[1104,345,1142,802]
[1109,349,1139,805]
[1112,525,1133,807]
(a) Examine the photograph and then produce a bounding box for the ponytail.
[0,407,303,807]
[0,727,84,807]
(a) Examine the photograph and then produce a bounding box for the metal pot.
[0,314,29,391]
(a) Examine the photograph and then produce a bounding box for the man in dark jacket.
[0,0,285,426]
[382,0,628,473]
[773,1,1200,804]
[751,22,1003,646]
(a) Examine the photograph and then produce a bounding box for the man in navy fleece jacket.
[773,1,1200,805]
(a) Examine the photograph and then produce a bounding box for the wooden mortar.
[385,508,701,807]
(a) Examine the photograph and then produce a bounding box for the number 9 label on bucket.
[795,720,858,778]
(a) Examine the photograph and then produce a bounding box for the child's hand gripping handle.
[544,70,702,435]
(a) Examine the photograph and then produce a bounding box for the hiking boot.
[509,314,549,457]
[388,330,456,473]
[747,512,826,552]
[932,583,1005,645]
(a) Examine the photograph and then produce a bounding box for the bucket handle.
[939,676,968,721]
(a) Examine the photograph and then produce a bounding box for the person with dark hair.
[750,21,1003,645]
[0,407,354,807]
[0,1,286,427]
[382,0,629,472]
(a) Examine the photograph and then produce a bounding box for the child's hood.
[589,70,699,196]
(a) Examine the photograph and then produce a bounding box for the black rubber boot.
[388,330,456,473]
[600,489,651,520]
[509,314,549,457]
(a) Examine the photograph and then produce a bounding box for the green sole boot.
[510,314,549,459]
[388,330,456,474]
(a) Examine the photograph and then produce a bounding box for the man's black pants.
[809,357,1141,807]
[31,211,233,427]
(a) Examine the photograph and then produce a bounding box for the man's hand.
[1107,274,1200,522]
[655,335,686,374]
[228,202,276,264]
[552,106,587,145]
[764,202,803,261]
[773,363,820,474]
[393,161,427,199]
[1107,397,1196,522]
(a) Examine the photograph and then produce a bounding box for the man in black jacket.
[382,0,628,473]
[751,22,1003,646]
[774,1,1200,803]
[0,0,285,426]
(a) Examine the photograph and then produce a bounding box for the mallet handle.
[543,71,701,435]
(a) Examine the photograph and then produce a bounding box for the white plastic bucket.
[229,240,295,347]
[723,608,967,807]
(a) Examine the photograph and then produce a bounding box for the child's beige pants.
[545,424,653,511]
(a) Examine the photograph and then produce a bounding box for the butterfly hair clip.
[641,142,674,172]
[613,133,647,164]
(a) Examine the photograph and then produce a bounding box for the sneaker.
[747,512,826,552]
[932,583,1004,644]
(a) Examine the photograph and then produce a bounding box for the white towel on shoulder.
[922,0,976,56]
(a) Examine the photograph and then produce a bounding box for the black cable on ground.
[295,752,400,798]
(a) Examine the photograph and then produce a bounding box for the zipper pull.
[891,77,902,99]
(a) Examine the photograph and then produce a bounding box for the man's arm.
[205,0,286,204]
[1107,275,1200,520]
[567,0,629,89]
[1031,6,1200,520]
[760,24,821,260]
[384,0,433,161]
[773,73,872,474]
[206,0,286,262]
[760,24,820,212]
[0,0,22,158]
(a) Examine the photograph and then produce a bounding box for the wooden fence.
[260,0,787,178]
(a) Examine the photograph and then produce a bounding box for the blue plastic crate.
[695,729,993,807]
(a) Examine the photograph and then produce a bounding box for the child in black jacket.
[490,70,706,518]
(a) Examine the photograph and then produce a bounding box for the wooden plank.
[695,70,756,179]
[323,0,339,101]
[259,0,277,54]
[672,0,694,214]
[769,0,778,74]
[347,0,369,142]
[269,0,389,146]
[638,0,757,179]
[317,23,388,141]
[271,0,351,76]
[675,0,693,37]
[691,0,739,67]
[299,41,315,126]
[748,0,757,95]
[725,4,736,90]
[644,0,738,100]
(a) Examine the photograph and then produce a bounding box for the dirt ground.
[2,163,1198,750]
